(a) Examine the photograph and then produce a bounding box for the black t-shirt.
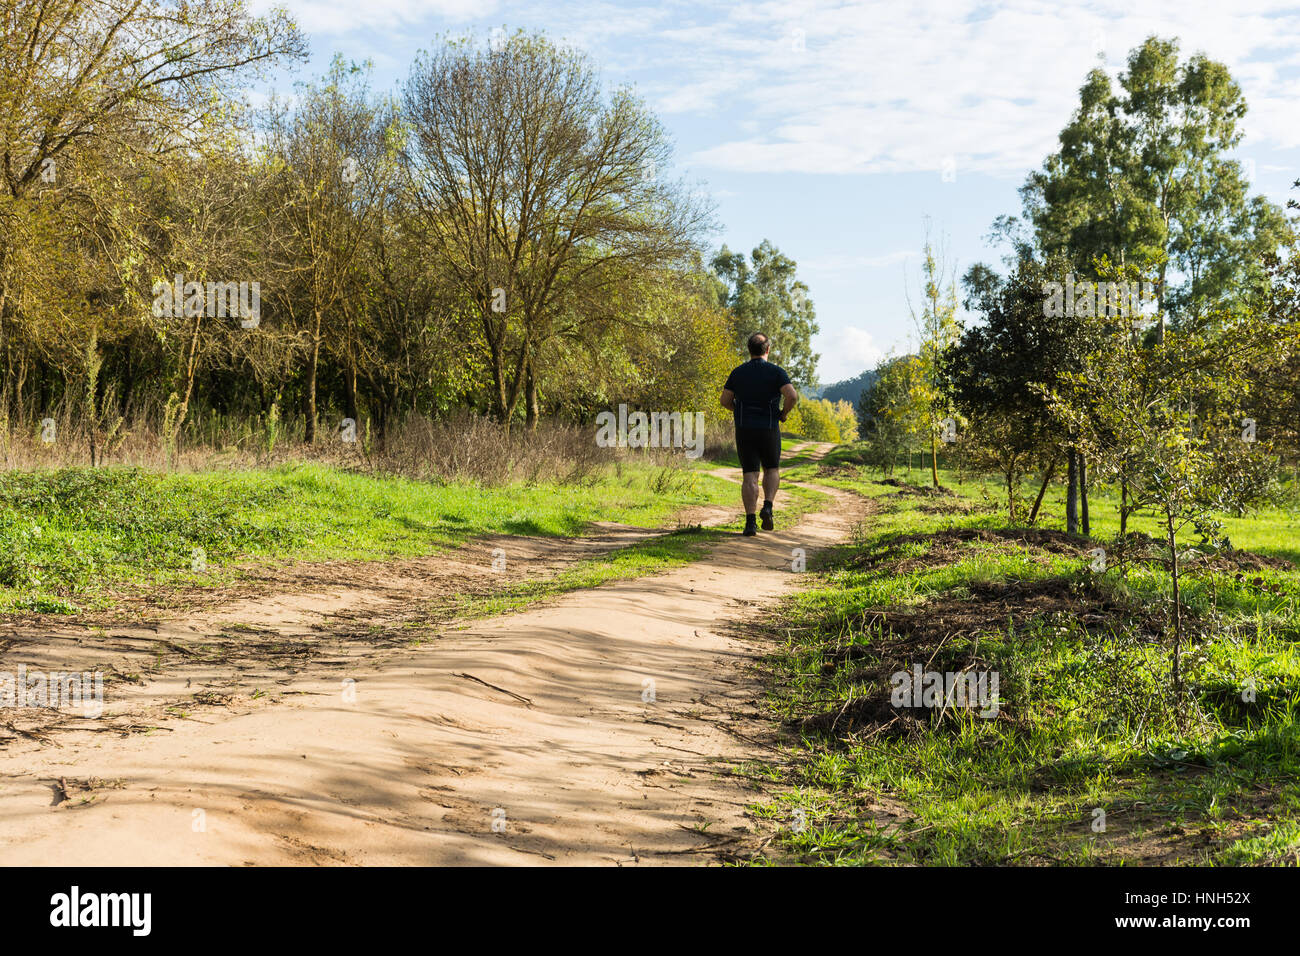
[724,358,791,431]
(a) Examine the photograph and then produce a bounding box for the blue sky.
[250,0,1300,385]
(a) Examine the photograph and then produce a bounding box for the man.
[720,332,798,536]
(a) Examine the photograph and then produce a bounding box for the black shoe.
[743,515,758,536]
[759,504,774,531]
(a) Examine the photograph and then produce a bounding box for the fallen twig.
[451,672,533,707]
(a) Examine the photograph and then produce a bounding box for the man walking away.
[720,332,798,536]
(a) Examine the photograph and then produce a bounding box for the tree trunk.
[0,309,10,461]
[170,315,204,459]
[1080,453,1090,536]
[525,360,539,433]
[930,431,939,488]
[345,353,359,422]
[305,309,322,444]
[0,260,8,430]
[120,360,134,417]
[1119,474,1129,539]
[1066,447,1079,535]
[1156,261,1168,344]
[1119,472,1130,577]
[344,311,360,423]
[375,388,397,451]
[1167,512,1182,693]
[1028,457,1057,525]
[13,350,27,424]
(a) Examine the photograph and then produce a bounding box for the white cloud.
[629,0,1300,176]
[817,326,883,383]
[254,1,1300,171]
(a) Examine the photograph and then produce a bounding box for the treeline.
[0,2,820,464]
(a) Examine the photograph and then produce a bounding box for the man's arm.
[720,388,735,411]
[778,383,798,422]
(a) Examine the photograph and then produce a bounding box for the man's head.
[747,332,770,358]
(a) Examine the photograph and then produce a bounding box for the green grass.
[0,460,742,612]
[751,444,1300,866]
[1069,489,1300,567]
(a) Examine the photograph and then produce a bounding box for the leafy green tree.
[711,239,820,386]
[262,58,398,443]
[941,254,1105,523]
[1245,179,1300,470]
[0,0,304,455]
[986,36,1292,528]
[786,398,838,442]
[1021,35,1291,334]
[907,228,960,487]
[857,354,927,475]
[785,397,854,443]
[829,399,858,442]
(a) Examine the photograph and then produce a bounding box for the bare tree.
[402,31,711,431]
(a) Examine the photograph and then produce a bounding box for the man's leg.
[758,428,782,530]
[736,428,763,535]
[742,471,761,535]
[760,467,779,529]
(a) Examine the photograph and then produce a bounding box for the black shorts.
[735,427,781,473]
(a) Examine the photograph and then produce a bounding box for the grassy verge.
[0,459,742,613]
[751,446,1300,866]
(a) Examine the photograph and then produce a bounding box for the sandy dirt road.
[0,443,864,865]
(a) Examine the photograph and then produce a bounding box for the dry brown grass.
[0,406,720,487]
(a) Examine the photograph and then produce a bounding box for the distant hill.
[816,369,879,407]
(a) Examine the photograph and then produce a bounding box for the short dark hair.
[747,332,770,356]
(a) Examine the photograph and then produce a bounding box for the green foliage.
[712,240,821,387]
[1048,278,1298,688]
[1021,35,1293,326]
[0,26,730,456]
[828,399,858,442]
[856,354,928,474]
[907,230,962,487]
[940,255,1098,518]
[786,398,843,442]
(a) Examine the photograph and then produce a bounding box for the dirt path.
[0,443,860,865]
